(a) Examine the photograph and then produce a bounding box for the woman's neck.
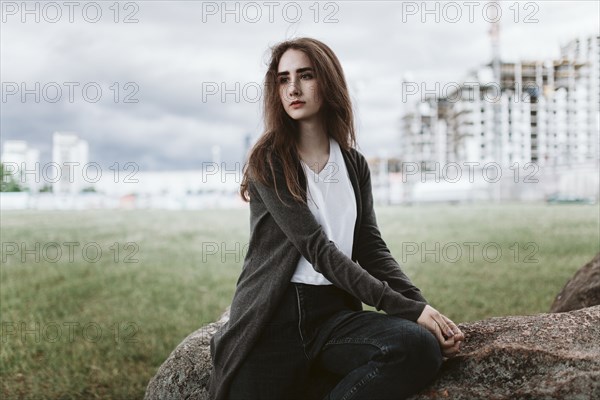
[296,119,329,160]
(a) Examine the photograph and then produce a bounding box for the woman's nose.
[287,80,301,97]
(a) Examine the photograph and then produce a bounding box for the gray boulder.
[144,307,229,400]
[550,252,600,313]
[408,305,600,399]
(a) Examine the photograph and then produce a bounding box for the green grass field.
[1,203,598,399]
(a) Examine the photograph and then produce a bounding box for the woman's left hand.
[440,314,464,357]
[417,305,465,358]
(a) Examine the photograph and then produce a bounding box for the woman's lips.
[290,101,305,108]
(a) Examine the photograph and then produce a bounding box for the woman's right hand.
[417,305,464,358]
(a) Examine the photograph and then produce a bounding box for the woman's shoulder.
[341,145,369,173]
[347,146,366,161]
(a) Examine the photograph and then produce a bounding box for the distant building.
[52,132,89,194]
[552,34,600,165]
[1,140,40,192]
[400,34,599,170]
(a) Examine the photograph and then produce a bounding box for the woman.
[208,37,464,400]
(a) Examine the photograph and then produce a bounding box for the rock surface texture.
[550,252,600,313]
[144,308,229,400]
[145,304,600,400]
[407,305,600,400]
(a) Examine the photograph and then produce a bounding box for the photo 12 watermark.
[200,1,340,23]
[2,82,140,104]
[399,1,539,24]
[201,80,321,104]
[401,161,540,184]
[2,161,140,186]
[1,1,140,23]
[400,241,539,264]
[1,241,140,264]
[402,80,544,104]
[1,321,139,344]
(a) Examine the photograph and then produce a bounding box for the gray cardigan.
[208,145,428,400]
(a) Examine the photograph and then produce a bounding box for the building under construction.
[400,34,599,170]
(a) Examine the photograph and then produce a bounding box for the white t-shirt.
[290,137,357,285]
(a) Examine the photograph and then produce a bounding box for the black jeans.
[227,282,443,400]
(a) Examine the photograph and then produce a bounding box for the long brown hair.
[239,37,357,205]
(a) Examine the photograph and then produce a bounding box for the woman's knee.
[384,321,443,378]
[423,326,443,360]
[368,321,442,396]
[409,324,444,383]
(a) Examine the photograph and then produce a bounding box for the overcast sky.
[1,0,598,170]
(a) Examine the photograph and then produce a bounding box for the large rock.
[144,307,229,400]
[408,305,600,400]
[550,252,600,313]
[145,305,600,400]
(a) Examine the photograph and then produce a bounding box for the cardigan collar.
[296,145,363,262]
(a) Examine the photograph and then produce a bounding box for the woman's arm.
[352,153,464,355]
[354,153,428,303]
[249,155,427,322]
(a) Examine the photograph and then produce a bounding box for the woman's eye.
[278,74,313,84]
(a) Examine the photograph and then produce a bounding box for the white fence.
[0,192,247,210]
[374,162,599,205]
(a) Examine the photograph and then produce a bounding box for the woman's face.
[277,48,323,122]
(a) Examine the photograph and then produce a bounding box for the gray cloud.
[1,1,598,169]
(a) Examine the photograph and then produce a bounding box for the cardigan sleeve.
[354,153,429,304]
[249,154,427,322]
